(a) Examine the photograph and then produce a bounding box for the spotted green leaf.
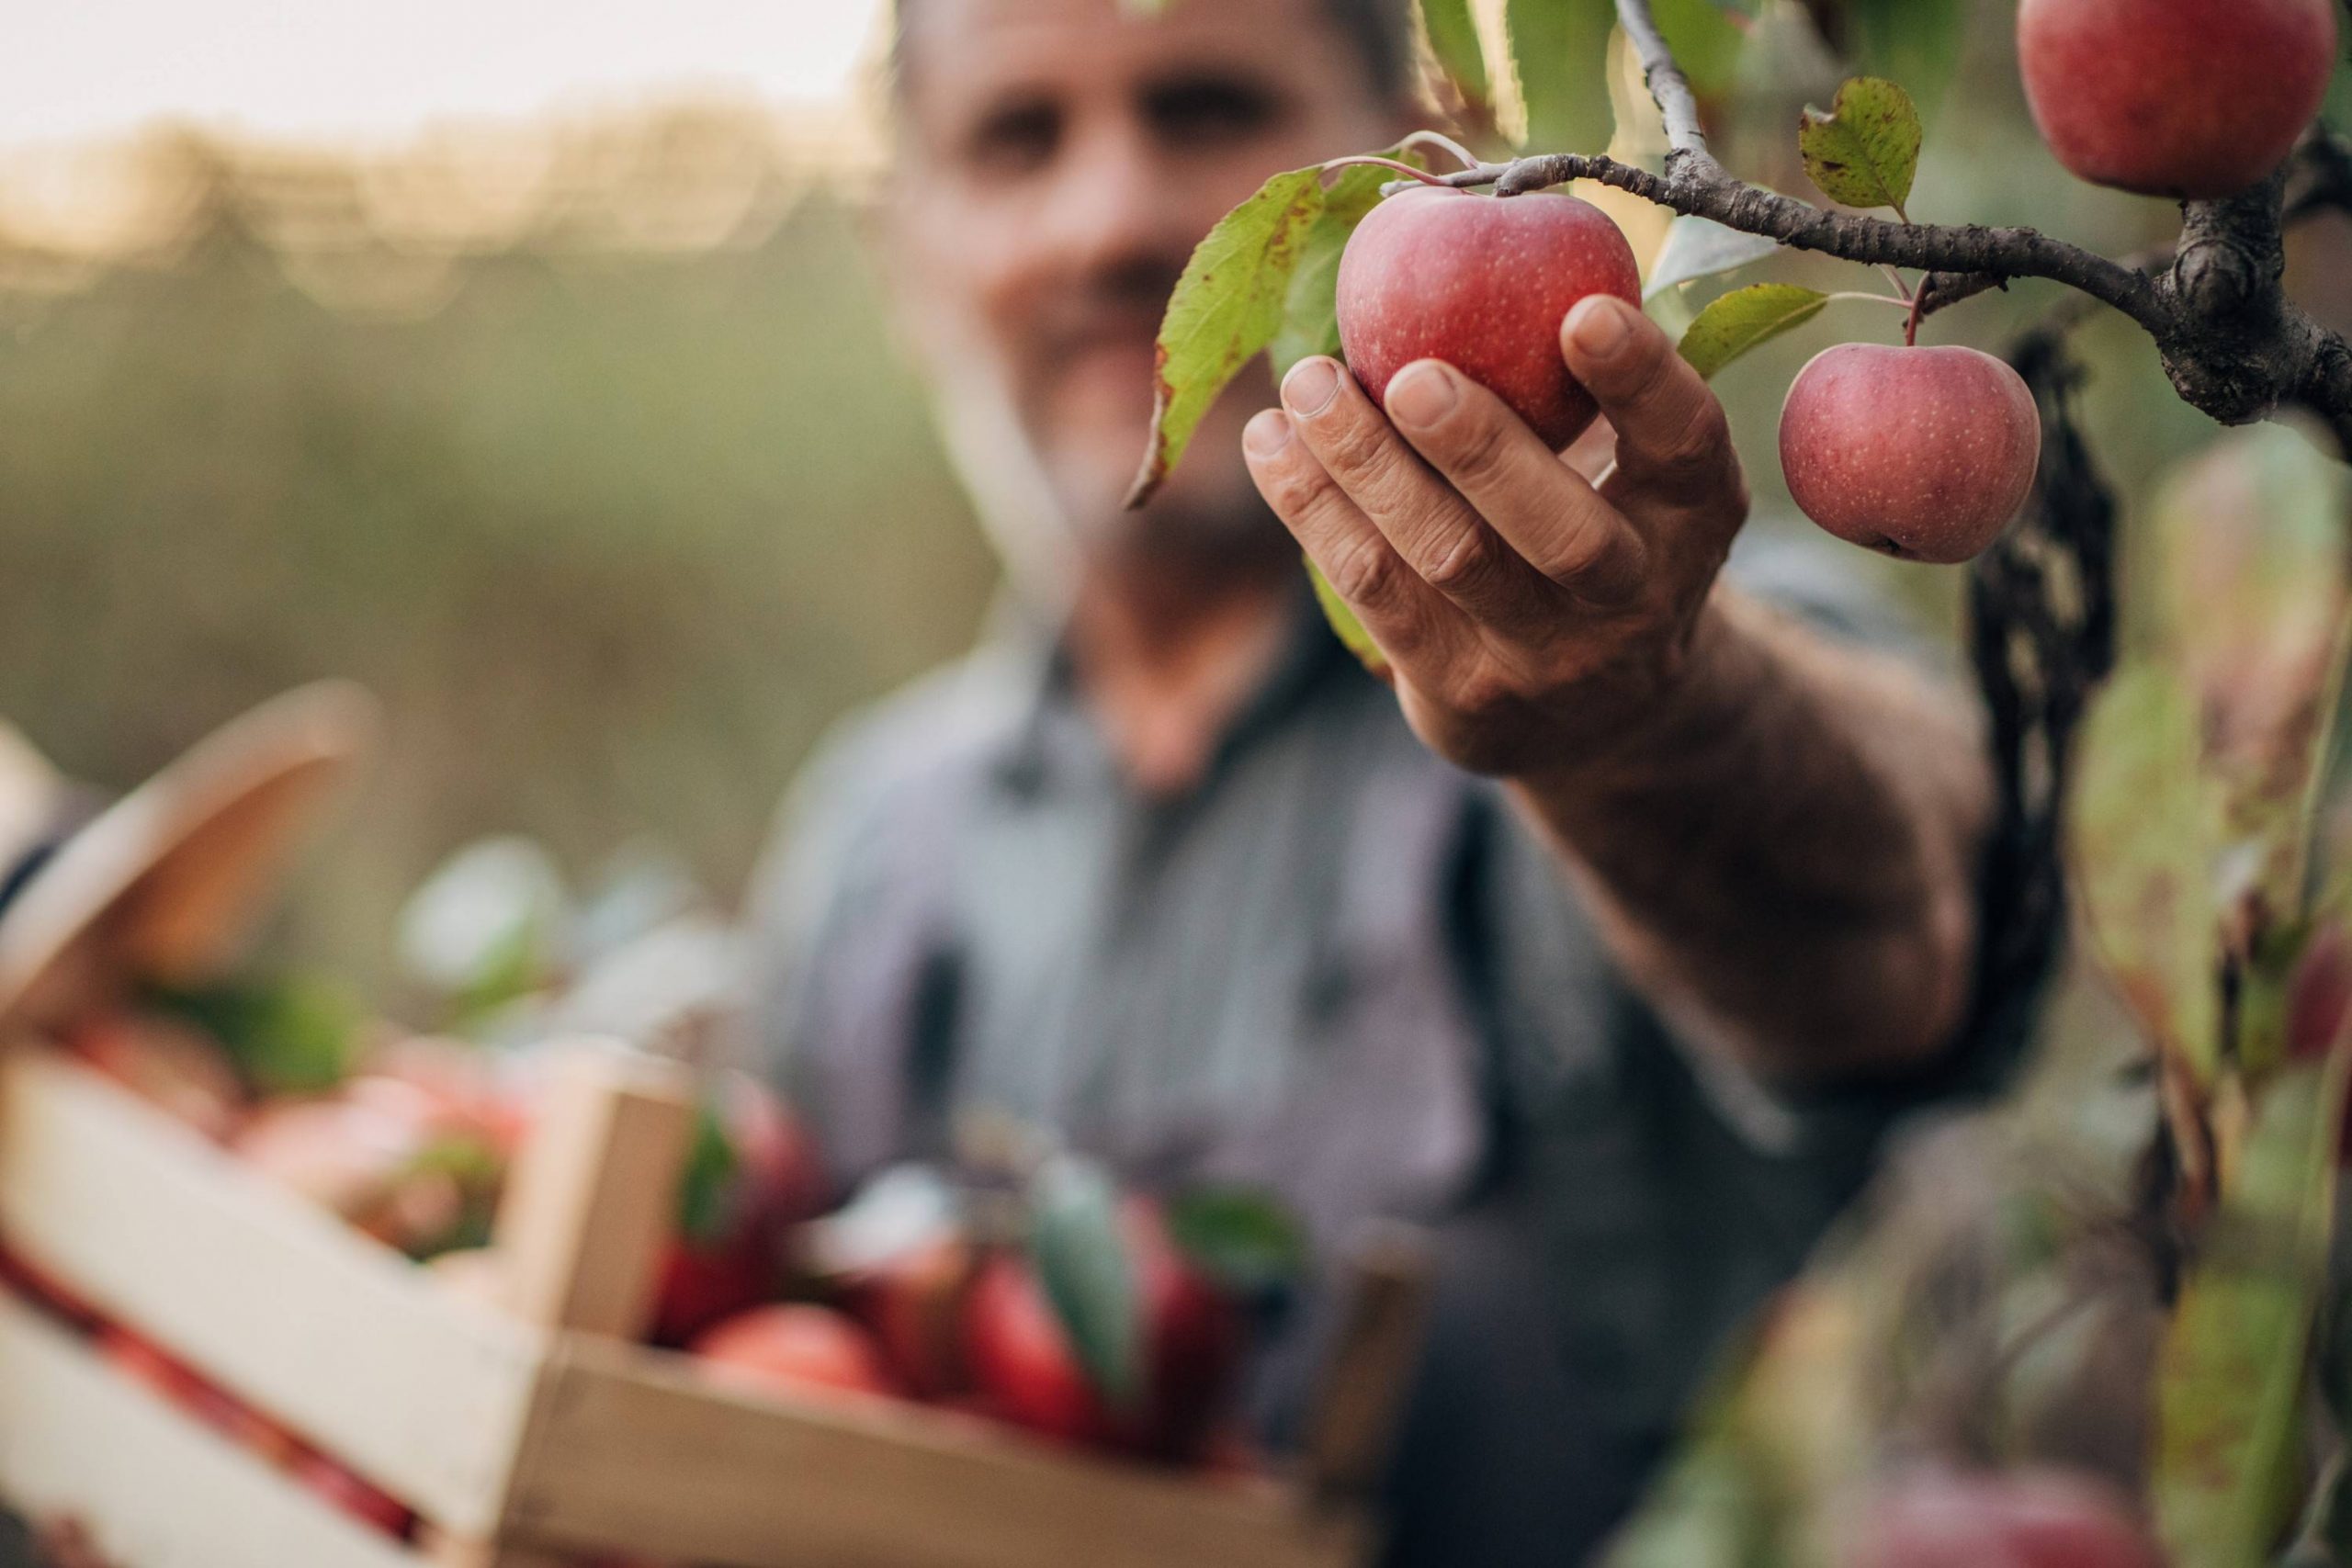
[1269,155,1419,378]
[1128,165,1325,508]
[1676,283,1826,380]
[2153,1053,2349,1565]
[1798,76,1921,217]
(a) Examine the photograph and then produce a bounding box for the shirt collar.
[987,571,1356,802]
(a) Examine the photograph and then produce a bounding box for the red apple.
[650,1072,828,1347]
[1336,186,1642,451]
[1780,343,2041,563]
[2018,0,2335,201]
[68,1012,246,1141]
[232,1081,503,1259]
[689,1303,903,1403]
[839,1235,977,1399]
[1841,1467,2165,1568]
[962,1201,1246,1463]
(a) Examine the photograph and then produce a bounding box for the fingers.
[1242,405,1459,669]
[1378,360,1647,607]
[1273,357,1555,626]
[1560,296,1744,515]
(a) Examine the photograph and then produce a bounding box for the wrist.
[1519,589,1762,803]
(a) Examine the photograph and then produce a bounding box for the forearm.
[1509,585,1995,1083]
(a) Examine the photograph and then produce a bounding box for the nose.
[1035,118,1192,281]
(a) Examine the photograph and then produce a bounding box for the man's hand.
[1246,291,1994,1082]
[1242,294,1748,781]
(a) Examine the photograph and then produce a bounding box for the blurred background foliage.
[0,0,2345,995]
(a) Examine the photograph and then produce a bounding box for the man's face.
[889,0,1407,567]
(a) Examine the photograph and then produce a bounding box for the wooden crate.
[0,1040,1427,1567]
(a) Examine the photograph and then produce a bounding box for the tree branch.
[1430,0,2352,453]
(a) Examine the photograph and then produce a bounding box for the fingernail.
[1567,297,1632,361]
[1282,357,1341,418]
[1244,408,1294,458]
[1385,362,1458,429]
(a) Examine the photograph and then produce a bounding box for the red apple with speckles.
[1840,1467,2165,1568]
[2018,0,2336,201]
[1336,186,1642,452]
[1780,344,2041,563]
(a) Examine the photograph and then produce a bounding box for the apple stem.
[1320,155,1457,188]
[1395,130,1485,175]
[1903,288,1926,348]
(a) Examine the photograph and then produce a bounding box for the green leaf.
[1419,0,1491,107]
[2153,1055,2349,1565]
[1649,0,1747,99]
[1163,1185,1308,1296]
[1838,0,1966,123]
[1309,557,1389,676]
[1127,165,1329,509]
[1643,214,1781,300]
[1797,76,1921,216]
[673,1101,740,1245]
[143,976,363,1097]
[1269,155,1418,379]
[1028,1156,1144,1412]
[1675,283,1827,379]
[2069,664,2223,1083]
[1505,0,1616,155]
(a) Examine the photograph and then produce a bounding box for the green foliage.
[2069,666,2223,1083]
[1419,0,1491,107]
[2154,1055,2350,1566]
[1309,558,1389,675]
[1028,1156,1144,1413]
[675,1102,741,1246]
[1130,151,1422,506]
[1163,1185,1308,1296]
[1797,77,1922,217]
[1270,161,1414,378]
[1504,0,1617,154]
[1677,284,1828,380]
[1643,215,1782,300]
[143,976,363,1096]
[1835,0,1967,123]
[1648,0,1748,99]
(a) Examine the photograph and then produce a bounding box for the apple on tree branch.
[1427,0,2350,448]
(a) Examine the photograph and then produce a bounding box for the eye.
[962,96,1063,179]
[1141,74,1286,148]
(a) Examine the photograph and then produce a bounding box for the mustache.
[1033,255,1188,357]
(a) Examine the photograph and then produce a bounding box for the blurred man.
[746,0,1999,1560]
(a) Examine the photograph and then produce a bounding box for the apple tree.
[1133,0,2352,1562]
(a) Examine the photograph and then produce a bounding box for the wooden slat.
[0,1289,422,1568]
[1302,1223,1433,1506]
[0,1048,541,1535]
[505,1337,1367,1568]
[490,1046,695,1339]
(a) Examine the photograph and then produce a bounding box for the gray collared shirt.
[744,529,1999,1564]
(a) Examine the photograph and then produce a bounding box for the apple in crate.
[651,1071,828,1347]
[689,1303,903,1403]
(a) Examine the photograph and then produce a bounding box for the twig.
[1435,0,2352,452]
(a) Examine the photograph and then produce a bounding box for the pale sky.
[6,0,890,149]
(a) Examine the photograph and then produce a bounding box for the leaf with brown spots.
[1797,76,1921,218]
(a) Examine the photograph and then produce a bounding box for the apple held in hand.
[2018,0,2335,201]
[1839,1467,2165,1568]
[1779,343,2041,564]
[1336,186,1642,452]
